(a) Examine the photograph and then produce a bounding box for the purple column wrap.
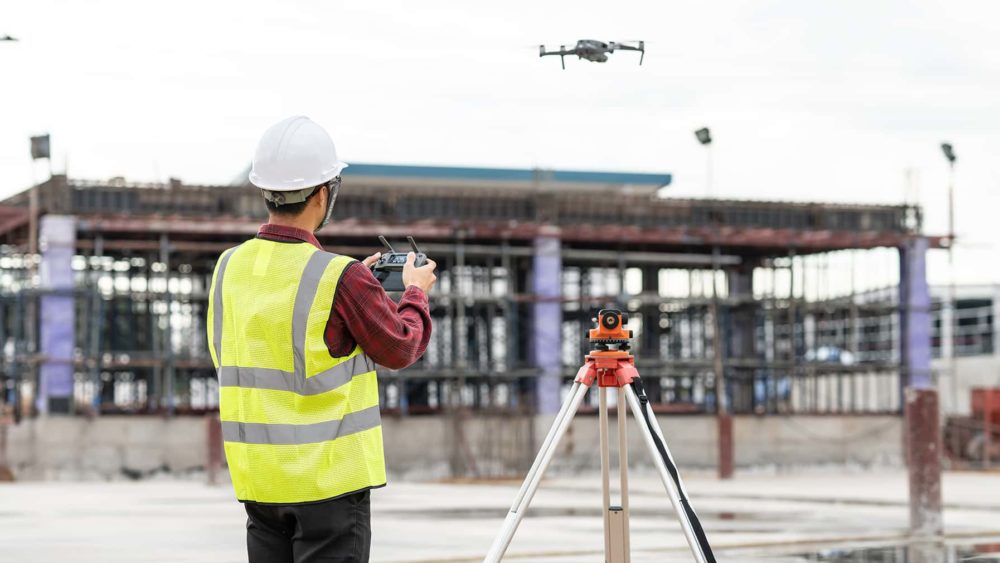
[37,216,76,414]
[899,238,943,538]
[899,237,932,388]
[532,236,562,414]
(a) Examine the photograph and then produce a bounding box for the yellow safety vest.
[207,238,385,504]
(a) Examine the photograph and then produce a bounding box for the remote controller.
[371,236,427,292]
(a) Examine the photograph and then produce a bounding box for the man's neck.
[267,214,316,233]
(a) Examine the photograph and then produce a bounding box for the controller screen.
[387,254,407,264]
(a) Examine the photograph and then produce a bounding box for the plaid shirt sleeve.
[325,262,432,370]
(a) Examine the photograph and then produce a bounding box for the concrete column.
[717,413,734,479]
[906,542,947,563]
[727,264,756,360]
[37,216,76,415]
[532,234,562,414]
[0,421,11,481]
[993,284,1000,359]
[940,299,955,361]
[727,263,756,413]
[641,266,662,402]
[716,263,755,478]
[206,414,223,485]
[905,388,943,538]
[899,237,942,539]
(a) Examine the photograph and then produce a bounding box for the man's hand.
[402,252,437,293]
[362,252,382,268]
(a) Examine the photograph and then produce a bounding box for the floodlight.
[940,142,956,164]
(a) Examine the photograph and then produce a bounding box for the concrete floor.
[1,470,999,562]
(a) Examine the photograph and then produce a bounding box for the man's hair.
[263,186,320,216]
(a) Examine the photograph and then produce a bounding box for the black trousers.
[245,490,371,563]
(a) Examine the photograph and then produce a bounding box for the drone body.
[539,39,644,69]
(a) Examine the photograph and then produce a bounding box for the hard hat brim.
[249,161,348,191]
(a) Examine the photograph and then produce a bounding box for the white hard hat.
[249,116,348,191]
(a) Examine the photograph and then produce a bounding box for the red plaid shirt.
[256,224,431,370]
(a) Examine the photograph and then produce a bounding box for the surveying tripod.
[484,309,716,563]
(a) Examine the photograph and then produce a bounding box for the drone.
[539,39,644,69]
[0,35,17,42]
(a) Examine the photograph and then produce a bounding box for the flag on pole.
[30,135,50,160]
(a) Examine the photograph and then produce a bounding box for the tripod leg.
[624,384,714,563]
[602,388,630,563]
[483,381,589,563]
[599,387,612,558]
[617,388,631,562]
[504,381,580,514]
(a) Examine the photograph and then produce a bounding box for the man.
[207,116,437,562]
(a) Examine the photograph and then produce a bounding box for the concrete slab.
[0,470,998,562]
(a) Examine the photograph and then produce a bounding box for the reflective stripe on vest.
[221,405,381,445]
[207,239,385,504]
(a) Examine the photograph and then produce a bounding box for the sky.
[1,0,999,286]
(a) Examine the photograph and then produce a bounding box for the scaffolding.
[0,168,943,426]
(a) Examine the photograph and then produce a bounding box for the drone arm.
[539,45,571,68]
[610,42,645,65]
[539,44,573,56]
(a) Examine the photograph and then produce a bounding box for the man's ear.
[312,185,327,211]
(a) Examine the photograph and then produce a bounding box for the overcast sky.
[2,0,999,286]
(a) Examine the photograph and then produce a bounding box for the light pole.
[695,127,712,197]
[941,142,957,413]
[696,126,730,477]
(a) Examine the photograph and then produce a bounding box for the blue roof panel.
[344,163,671,187]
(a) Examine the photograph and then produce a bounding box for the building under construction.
[0,164,946,476]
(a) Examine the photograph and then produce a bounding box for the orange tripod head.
[577,309,639,387]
